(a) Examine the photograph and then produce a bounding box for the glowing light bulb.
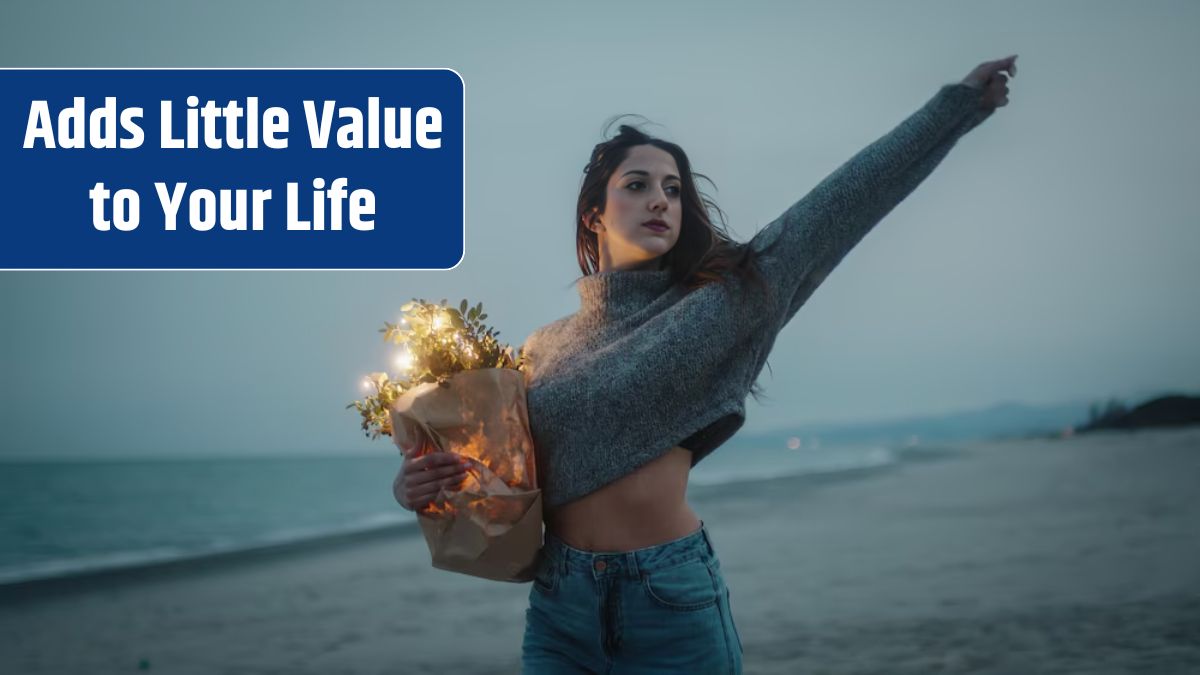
[395,350,414,372]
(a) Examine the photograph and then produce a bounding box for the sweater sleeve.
[748,82,994,331]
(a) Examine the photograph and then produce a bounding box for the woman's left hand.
[960,54,1017,108]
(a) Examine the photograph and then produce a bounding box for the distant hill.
[1077,394,1200,432]
[734,399,1093,450]
[733,392,1200,451]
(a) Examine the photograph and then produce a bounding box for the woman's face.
[590,144,683,272]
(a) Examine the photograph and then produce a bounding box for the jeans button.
[594,560,607,572]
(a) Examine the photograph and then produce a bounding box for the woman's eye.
[625,181,680,196]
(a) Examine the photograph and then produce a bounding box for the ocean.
[0,441,933,586]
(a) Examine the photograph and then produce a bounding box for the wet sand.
[2,426,1198,674]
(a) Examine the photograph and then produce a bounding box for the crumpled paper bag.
[391,368,542,583]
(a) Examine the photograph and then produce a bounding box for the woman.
[395,55,1017,673]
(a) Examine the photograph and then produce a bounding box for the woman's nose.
[648,189,668,212]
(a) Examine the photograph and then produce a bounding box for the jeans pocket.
[641,558,720,612]
[726,587,744,654]
[531,556,559,596]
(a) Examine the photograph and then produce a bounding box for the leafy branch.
[347,298,527,439]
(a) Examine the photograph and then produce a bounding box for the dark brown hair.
[574,119,775,400]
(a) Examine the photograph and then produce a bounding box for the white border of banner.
[1,67,467,272]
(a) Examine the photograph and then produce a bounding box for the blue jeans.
[522,521,744,674]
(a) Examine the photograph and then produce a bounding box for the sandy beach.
[3,426,1199,674]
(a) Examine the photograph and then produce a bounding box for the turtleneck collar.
[576,267,676,323]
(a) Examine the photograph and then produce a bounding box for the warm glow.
[411,411,537,522]
[432,313,445,330]
[395,349,414,372]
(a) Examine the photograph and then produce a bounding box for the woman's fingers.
[408,451,466,473]
[406,478,459,507]
[962,54,1018,91]
[406,475,468,509]
[406,488,442,508]
[396,449,469,511]
[404,453,468,511]
[985,55,1017,78]
[407,462,467,488]
[986,71,1011,107]
[961,55,1017,108]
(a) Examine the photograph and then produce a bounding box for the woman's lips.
[643,221,668,232]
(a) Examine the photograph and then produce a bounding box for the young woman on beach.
[395,54,1018,673]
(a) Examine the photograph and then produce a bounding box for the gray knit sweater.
[522,83,994,509]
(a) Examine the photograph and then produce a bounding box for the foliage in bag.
[348,297,527,440]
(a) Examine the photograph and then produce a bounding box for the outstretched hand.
[961,54,1018,109]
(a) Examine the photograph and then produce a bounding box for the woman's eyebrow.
[620,169,681,181]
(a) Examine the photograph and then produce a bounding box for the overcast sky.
[1,0,1196,459]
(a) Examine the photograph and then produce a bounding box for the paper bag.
[390,367,542,583]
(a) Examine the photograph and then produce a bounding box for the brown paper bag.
[390,368,542,583]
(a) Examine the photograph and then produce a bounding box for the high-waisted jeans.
[521,520,744,674]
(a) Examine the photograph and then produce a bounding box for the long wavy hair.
[574,119,775,401]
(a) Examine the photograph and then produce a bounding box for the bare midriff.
[544,446,702,553]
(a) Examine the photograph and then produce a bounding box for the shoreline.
[0,520,424,604]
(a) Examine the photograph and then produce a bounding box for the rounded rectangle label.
[1,68,465,270]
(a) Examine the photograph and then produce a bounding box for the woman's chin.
[639,242,675,259]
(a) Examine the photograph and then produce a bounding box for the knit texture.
[523,83,994,509]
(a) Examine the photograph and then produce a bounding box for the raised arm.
[749,56,1017,331]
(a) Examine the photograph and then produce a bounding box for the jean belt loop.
[700,520,716,557]
[624,551,640,580]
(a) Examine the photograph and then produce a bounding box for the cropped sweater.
[522,83,994,509]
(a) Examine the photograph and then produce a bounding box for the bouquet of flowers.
[349,298,542,583]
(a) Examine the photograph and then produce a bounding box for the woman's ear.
[585,208,604,233]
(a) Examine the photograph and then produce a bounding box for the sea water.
[0,442,928,585]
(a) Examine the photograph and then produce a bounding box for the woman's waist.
[542,519,716,576]
[545,446,698,552]
[547,498,701,554]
